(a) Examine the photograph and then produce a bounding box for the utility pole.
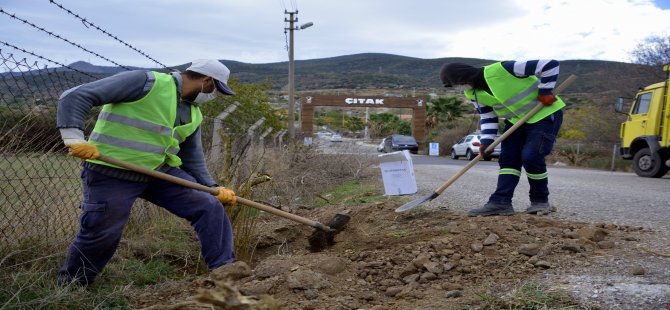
[285,11,312,140]
[286,11,296,139]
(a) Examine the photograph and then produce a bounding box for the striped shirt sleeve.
[471,98,498,145]
[502,60,559,95]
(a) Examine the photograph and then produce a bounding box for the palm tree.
[426,96,468,130]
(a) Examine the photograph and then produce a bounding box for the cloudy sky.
[2,0,670,68]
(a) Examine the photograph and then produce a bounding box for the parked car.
[450,134,501,161]
[330,134,343,142]
[315,131,332,138]
[377,138,386,152]
[384,134,419,154]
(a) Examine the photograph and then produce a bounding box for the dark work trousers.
[488,110,563,205]
[59,167,235,285]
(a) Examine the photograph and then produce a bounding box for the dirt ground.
[129,199,670,309]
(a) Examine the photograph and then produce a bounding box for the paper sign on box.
[378,150,417,196]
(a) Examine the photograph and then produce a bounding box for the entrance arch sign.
[300,95,427,148]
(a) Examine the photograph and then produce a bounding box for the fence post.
[209,102,240,163]
[274,129,286,147]
[247,117,266,137]
[277,130,287,147]
[259,127,273,146]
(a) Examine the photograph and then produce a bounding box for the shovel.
[96,155,350,247]
[395,75,577,212]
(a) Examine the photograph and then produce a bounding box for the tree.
[426,96,468,131]
[630,35,670,66]
[368,112,411,137]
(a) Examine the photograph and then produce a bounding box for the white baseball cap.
[186,59,235,96]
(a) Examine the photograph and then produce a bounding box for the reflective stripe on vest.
[87,71,202,170]
[465,62,565,124]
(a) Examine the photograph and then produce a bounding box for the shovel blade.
[395,192,439,213]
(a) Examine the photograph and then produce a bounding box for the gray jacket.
[56,70,217,186]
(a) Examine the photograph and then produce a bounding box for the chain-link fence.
[0,47,291,258]
[0,49,102,254]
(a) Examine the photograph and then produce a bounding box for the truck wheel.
[450,149,459,160]
[632,148,669,178]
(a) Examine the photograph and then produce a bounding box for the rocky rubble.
[131,201,667,309]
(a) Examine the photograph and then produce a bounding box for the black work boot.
[525,202,556,215]
[467,202,514,217]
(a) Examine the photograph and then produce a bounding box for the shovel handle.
[96,155,331,231]
[433,74,577,195]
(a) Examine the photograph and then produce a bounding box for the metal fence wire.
[0,50,102,253]
[0,48,288,258]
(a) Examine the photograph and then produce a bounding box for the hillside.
[219,54,664,100]
[3,53,665,106]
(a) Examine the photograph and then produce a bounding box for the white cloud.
[2,0,670,67]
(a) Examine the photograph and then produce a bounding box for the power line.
[48,0,173,71]
[0,7,130,70]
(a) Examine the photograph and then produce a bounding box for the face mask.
[193,81,218,105]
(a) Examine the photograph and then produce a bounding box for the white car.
[450,134,501,161]
[315,131,332,138]
[330,134,343,142]
[377,138,386,152]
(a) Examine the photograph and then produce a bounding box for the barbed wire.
[0,8,130,70]
[0,41,98,79]
[48,0,173,71]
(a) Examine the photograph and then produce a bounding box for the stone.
[446,290,463,298]
[239,277,278,295]
[412,254,431,269]
[304,289,319,300]
[518,244,541,256]
[597,240,615,249]
[470,242,484,253]
[385,286,403,297]
[631,265,646,275]
[254,259,293,279]
[576,227,608,242]
[534,260,551,269]
[420,272,437,281]
[424,262,444,274]
[403,273,421,284]
[287,269,331,290]
[210,261,252,281]
[399,264,417,278]
[562,242,582,253]
[314,257,349,275]
[445,222,461,234]
[483,233,499,246]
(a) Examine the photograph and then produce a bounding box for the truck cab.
[616,64,670,177]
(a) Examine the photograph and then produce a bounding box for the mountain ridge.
[39,53,670,103]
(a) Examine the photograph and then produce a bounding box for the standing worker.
[57,59,238,285]
[440,60,564,216]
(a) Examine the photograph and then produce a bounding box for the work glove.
[537,94,557,106]
[215,187,237,205]
[479,144,493,160]
[66,142,100,160]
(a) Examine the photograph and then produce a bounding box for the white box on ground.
[429,142,439,156]
[378,150,417,196]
